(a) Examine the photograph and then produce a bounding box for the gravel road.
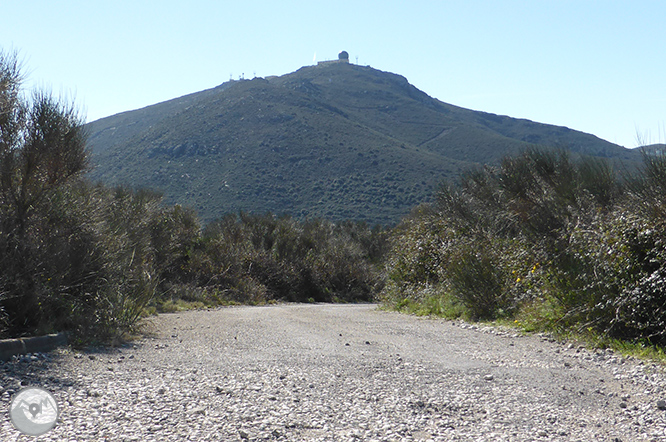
[1,303,666,441]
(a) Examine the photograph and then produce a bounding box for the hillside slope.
[87,62,640,224]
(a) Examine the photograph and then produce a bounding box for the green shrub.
[185,213,385,304]
[384,206,451,287]
[383,145,666,350]
[447,245,505,319]
[603,214,666,344]
[381,147,666,346]
[0,178,170,342]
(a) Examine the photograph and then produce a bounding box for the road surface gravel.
[1,303,666,441]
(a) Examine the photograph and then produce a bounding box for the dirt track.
[1,304,665,441]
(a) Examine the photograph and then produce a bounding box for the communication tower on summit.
[317,50,351,66]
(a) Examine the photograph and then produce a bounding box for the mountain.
[86,62,641,225]
[641,144,666,156]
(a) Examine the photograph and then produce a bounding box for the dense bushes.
[0,50,98,338]
[0,175,192,342]
[0,176,387,341]
[382,147,666,346]
[184,214,387,305]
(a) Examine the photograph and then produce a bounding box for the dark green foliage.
[0,50,91,334]
[0,178,184,341]
[186,213,387,304]
[382,146,666,346]
[447,239,510,320]
[384,206,450,288]
[148,203,200,284]
[0,51,184,342]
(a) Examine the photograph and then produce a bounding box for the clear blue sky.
[3,0,665,148]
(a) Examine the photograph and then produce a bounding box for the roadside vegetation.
[381,147,666,355]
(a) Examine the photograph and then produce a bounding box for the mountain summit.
[87,62,639,224]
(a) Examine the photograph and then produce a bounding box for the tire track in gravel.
[1,304,665,441]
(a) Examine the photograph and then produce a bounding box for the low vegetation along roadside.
[381,147,666,359]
